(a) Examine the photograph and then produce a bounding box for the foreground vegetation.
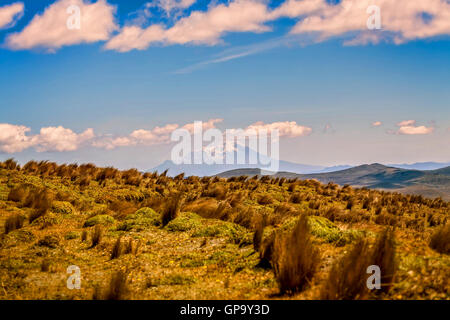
[0,159,448,300]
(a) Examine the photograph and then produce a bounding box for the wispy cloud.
[173,35,299,74]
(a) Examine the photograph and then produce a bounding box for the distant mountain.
[150,151,450,181]
[389,162,450,171]
[150,145,341,176]
[150,159,326,177]
[316,165,353,173]
[217,164,450,200]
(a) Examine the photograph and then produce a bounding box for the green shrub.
[165,212,202,232]
[84,214,116,227]
[308,216,362,246]
[37,235,60,248]
[192,220,247,243]
[117,207,160,231]
[281,215,362,247]
[52,201,75,215]
[65,231,78,240]
[31,212,63,228]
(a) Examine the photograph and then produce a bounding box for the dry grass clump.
[320,238,371,300]
[108,200,137,220]
[253,215,267,252]
[24,188,53,223]
[274,203,297,216]
[94,270,129,300]
[76,175,91,187]
[321,228,397,299]
[212,201,232,220]
[429,224,450,254]
[1,158,19,170]
[41,259,51,272]
[174,173,185,181]
[287,182,298,192]
[4,214,24,234]
[228,192,244,208]
[202,185,227,200]
[91,225,103,248]
[183,198,218,219]
[81,230,88,242]
[124,238,138,255]
[258,232,275,269]
[96,167,120,183]
[371,228,397,293]
[122,169,142,186]
[111,237,123,259]
[8,185,28,202]
[273,214,321,294]
[258,194,273,205]
[161,193,183,227]
[289,192,304,204]
[308,199,321,210]
[231,207,257,229]
[105,270,129,300]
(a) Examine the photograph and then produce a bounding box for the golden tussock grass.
[161,193,183,227]
[429,224,450,254]
[273,214,320,294]
[320,228,397,299]
[4,214,24,234]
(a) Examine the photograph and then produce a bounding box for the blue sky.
[0,0,449,170]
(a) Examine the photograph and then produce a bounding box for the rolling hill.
[217,164,450,200]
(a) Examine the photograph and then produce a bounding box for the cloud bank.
[106,0,450,52]
[0,120,312,153]
[4,0,450,52]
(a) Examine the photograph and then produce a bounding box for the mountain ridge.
[150,157,450,177]
[216,164,450,200]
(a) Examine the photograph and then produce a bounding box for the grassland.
[0,159,448,300]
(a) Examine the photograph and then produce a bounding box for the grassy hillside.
[0,159,449,300]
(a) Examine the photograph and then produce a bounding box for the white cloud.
[397,120,416,127]
[396,120,434,135]
[32,126,94,152]
[106,0,450,53]
[0,2,24,29]
[0,123,33,153]
[6,0,117,51]
[372,121,382,127]
[5,0,450,53]
[288,0,450,44]
[105,0,271,52]
[269,0,326,19]
[91,136,134,150]
[104,24,165,52]
[94,119,224,149]
[0,119,312,153]
[0,124,94,153]
[182,118,223,133]
[245,121,312,138]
